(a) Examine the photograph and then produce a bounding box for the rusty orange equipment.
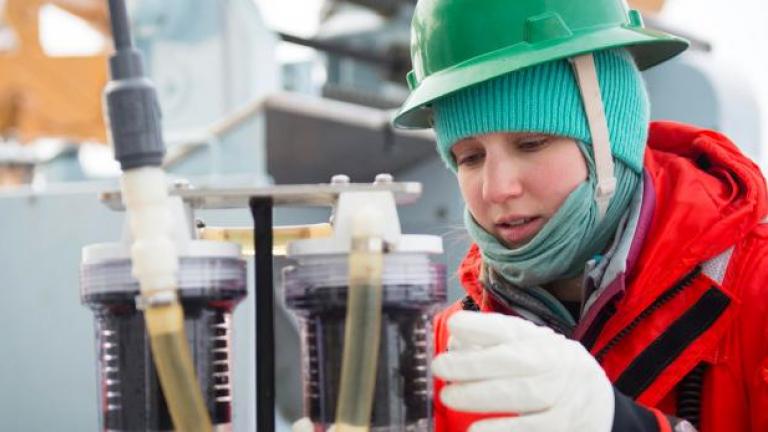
[0,0,109,143]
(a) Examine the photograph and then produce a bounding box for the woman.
[392,1,768,431]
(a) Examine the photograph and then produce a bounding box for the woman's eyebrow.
[512,133,554,142]
[458,136,481,145]
[504,133,537,144]
[517,132,548,139]
[452,138,480,151]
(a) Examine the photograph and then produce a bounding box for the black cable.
[106,0,133,50]
[250,197,275,432]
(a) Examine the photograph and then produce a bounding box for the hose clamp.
[135,290,179,310]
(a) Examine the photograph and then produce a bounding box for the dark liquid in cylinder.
[287,282,443,431]
[84,289,244,431]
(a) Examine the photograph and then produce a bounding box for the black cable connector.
[105,0,166,170]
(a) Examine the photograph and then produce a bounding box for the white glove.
[292,417,336,432]
[292,417,314,432]
[432,311,615,432]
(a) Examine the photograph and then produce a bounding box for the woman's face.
[452,132,588,248]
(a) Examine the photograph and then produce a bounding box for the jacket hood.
[628,121,767,302]
[458,121,768,307]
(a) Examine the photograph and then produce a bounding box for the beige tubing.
[199,223,333,255]
[144,300,212,432]
[334,208,385,432]
[122,167,212,432]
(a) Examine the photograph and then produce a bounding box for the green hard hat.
[393,0,689,129]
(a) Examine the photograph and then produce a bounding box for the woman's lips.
[494,216,545,247]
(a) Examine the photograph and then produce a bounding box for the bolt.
[172,178,191,189]
[331,174,350,185]
[374,173,394,184]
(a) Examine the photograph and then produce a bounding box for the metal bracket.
[100,180,422,211]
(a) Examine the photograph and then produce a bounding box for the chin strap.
[570,53,616,220]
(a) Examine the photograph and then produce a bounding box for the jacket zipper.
[594,266,702,363]
[580,300,618,351]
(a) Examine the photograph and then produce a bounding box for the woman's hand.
[432,311,615,432]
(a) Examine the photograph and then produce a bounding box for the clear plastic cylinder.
[283,252,446,431]
[80,242,246,431]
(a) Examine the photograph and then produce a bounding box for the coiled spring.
[677,363,707,428]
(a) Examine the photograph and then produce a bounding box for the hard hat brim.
[393,26,688,129]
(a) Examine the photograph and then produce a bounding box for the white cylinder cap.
[82,240,242,265]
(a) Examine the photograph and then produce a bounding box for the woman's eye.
[456,152,483,166]
[518,137,549,151]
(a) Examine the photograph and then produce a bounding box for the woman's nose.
[481,158,524,204]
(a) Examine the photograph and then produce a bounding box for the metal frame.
[100,181,422,211]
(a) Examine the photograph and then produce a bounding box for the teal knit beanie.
[433,49,649,172]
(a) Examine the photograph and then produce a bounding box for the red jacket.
[432,122,768,431]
